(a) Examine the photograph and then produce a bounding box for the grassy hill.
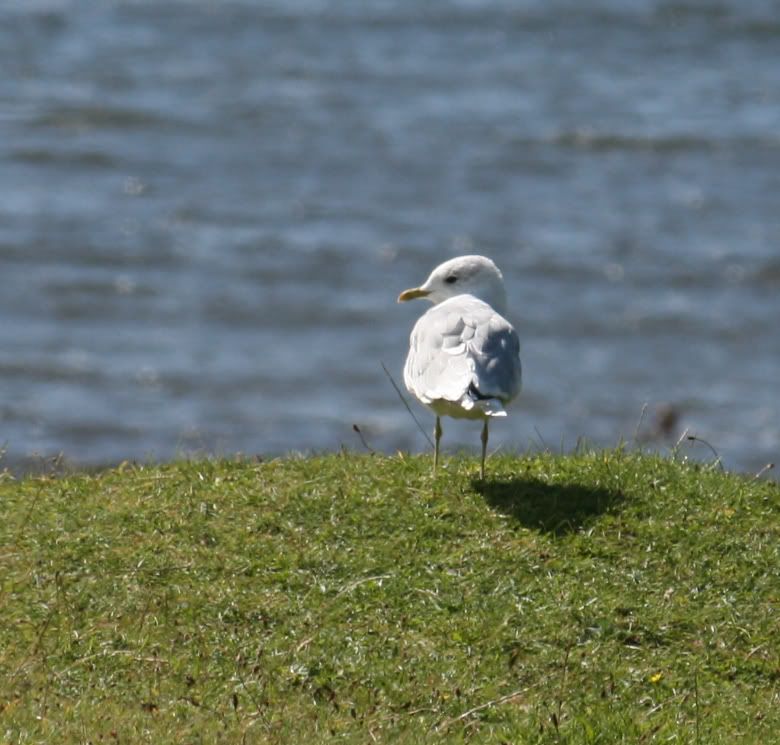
[1,451,778,743]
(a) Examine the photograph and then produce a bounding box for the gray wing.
[404,296,522,410]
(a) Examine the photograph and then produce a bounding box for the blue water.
[1,0,778,475]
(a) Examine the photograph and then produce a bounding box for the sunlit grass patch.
[1,451,778,743]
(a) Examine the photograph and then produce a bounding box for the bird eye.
[444,275,458,284]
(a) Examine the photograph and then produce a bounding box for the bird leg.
[480,419,489,480]
[433,416,442,475]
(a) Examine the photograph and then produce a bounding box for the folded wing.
[404,295,522,417]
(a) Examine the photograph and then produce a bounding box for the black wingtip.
[468,381,494,401]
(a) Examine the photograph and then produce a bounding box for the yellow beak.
[397,287,430,303]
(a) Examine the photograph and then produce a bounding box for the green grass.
[1,451,778,743]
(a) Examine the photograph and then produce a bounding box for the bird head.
[397,255,508,313]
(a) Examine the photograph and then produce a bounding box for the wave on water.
[543,130,780,152]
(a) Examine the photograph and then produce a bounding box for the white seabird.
[398,255,522,479]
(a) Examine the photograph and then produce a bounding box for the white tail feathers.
[474,398,507,417]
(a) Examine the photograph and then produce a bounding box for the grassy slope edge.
[1,451,778,744]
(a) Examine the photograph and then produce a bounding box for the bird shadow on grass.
[472,476,623,536]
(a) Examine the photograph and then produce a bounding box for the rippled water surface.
[1,0,778,474]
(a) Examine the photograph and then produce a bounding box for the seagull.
[397,255,522,479]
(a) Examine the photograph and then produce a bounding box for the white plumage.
[398,255,522,478]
